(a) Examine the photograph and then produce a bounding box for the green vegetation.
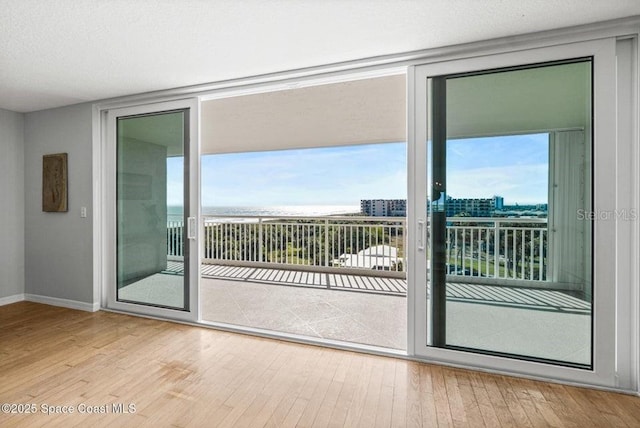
[200,219,405,269]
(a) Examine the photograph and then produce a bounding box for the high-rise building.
[360,199,407,217]
[445,195,504,217]
[493,195,504,210]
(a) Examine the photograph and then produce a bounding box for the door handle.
[187,217,197,240]
[418,219,426,251]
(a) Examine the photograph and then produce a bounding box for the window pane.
[428,60,592,367]
[116,111,188,310]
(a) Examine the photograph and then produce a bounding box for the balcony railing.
[167,215,548,281]
[201,215,405,275]
[445,217,548,281]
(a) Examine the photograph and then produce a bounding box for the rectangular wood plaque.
[42,153,68,212]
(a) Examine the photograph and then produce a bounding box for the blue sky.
[167,134,548,207]
[446,133,548,205]
[198,143,407,206]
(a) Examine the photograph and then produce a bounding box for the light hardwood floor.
[0,302,638,427]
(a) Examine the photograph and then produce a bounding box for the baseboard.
[24,294,100,312]
[0,293,25,306]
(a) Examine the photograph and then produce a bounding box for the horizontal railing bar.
[448,225,547,229]
[202,214,407,223]
[200,215,543,225]
[447,217,548,224]
[230,223,405,229]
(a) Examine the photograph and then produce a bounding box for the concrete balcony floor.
[202,277,407,350]
[119,263,591,365]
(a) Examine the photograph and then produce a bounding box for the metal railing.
[201,215,405,272]
[167,215,548,280]
[445,217,548,281]
[167,220,185,260]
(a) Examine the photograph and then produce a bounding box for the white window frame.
[103,98,201,323]
[91,20,639,392]
[408,38,626,388]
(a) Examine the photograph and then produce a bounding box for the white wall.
[0,109,25,301]
[24,104,93,304]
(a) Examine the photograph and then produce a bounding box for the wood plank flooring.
[1,302,639,427]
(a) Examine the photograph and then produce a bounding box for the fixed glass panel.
[427,60,593,367]
[116,110,189,310]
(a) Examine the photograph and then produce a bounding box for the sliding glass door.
[106,100,200,321]
[409,39,616,385]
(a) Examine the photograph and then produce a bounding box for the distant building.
[445,195,504,217]
[360,199,406,217]
[332,245,402,271]
[493,195,504,210]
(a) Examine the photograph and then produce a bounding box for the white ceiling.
[201,75,406,154]
[2,0,639,113]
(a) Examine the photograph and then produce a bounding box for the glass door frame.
[104,98,201,322]
[407,38,617,387]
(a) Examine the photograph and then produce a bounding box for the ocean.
[167,205,360,222]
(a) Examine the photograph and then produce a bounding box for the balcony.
[159,215,589,359]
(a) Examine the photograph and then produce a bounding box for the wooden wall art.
[42,153,68,212]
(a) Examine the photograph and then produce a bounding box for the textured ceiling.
[1,0,639,113]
